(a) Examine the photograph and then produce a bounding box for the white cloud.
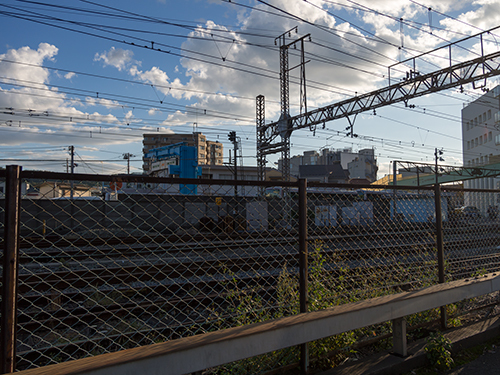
[0,44,67,111]
[0,44,140,150]
[0,43,58,85]
[3,1,493,172]
[440,0,500,33]
[84,96,120,109]
[94,47,135,71]
[148,108,160,116]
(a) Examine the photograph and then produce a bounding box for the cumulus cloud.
[0,44,140,150]
[148,108,160,116]
[440,0,500,33]
[0,43,58,85]
[85,97,120,109]
[3,1,496,172]
[0,43,66,111]
[167,0,500,123]
[94,47,135,71]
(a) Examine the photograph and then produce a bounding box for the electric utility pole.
[69,145,75,199]
[228,131,238,196]
[434,147,446,329]
[123,153,135,174]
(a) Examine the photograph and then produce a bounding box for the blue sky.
[1,0,500,176]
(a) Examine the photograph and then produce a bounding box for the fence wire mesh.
[444,188,500,280]
[306,187,438,300]
[2,173,500,374]
[12,176,298,371]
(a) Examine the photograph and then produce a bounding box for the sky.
[1,0,500,177]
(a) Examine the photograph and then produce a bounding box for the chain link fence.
[444,187,500,279]
[2,169,500,373]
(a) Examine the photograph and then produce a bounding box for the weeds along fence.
[1,166,500,374]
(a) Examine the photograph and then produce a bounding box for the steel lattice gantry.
[257,28,500,173]
[392,160,500,186]
[256,94,266,187]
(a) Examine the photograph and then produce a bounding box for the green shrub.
[425,332,454,370]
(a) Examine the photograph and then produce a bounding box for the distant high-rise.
[279,147,378,182]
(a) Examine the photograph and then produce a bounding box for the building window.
[467,141,470,150]
[489,131,492,141]
[475,137,478,147]
[488,109,492,120]
[479,114,482,123]
[484,112,487,122]
[475,117,478,126]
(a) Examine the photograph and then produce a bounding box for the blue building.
[145,142,201,195]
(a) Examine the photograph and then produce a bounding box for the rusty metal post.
[298,178,309,374]
[434,183,447,329]
[1,165,22,374]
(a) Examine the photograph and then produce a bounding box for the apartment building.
[142,132,223,173]
[462,85,500,211]
[281,147,378,182]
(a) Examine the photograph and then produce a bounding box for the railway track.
[10,224,500,370]
[17,226,435,262]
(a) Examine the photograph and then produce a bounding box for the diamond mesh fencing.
[306,187,438,301]
[302,184,500,370]
[11,174,299,371]
[2,172,500,374]
[444,187,500,280]
[302,186,440,368]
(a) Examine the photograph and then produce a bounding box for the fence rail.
[1,167,500,374]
